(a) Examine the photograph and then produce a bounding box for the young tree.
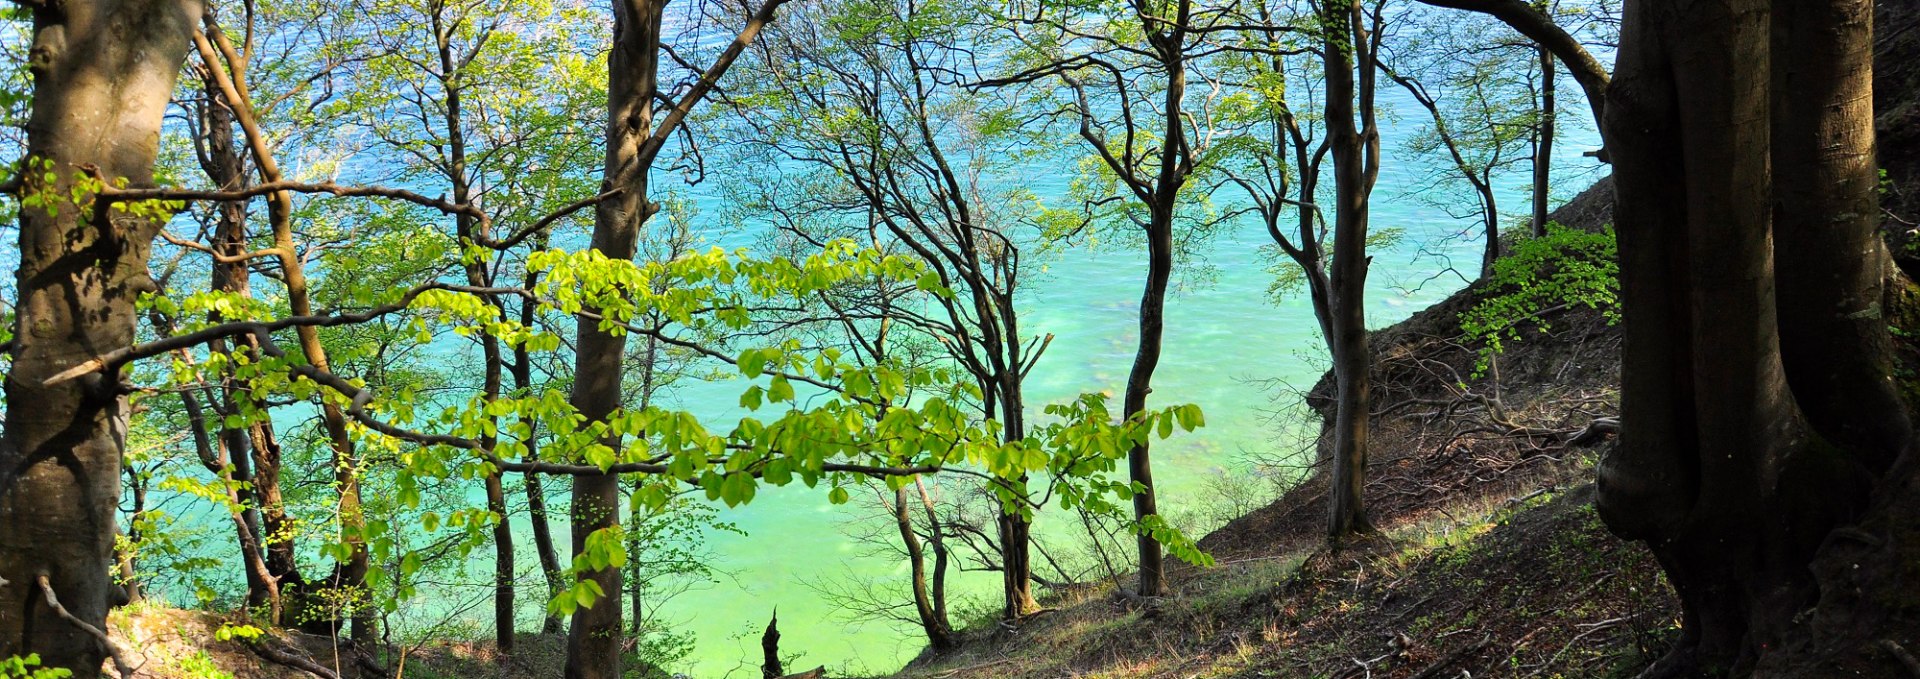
[1592,0,1914,673]
[1382,9,1538,277]
[1527,4,1553,237]
[190,12,384,643]
[986,0,1223,596]
[721,0,1064,620]
[1316,0,1385,541]
[345,0,603,649]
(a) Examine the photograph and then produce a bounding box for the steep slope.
[891,178,1669,679]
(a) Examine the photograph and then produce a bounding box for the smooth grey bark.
[0,0,201,675]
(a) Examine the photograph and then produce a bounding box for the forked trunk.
[1322,0,1380,544]
[896,486,953,650]
[1597,0,1909,673]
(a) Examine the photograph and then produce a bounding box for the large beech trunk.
[1596,0,1911,674]
[0,0,199,674]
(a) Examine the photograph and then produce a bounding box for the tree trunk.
[0,1,199,675]
[191,53,307,622]
[914,479,951,631]
[1121,10,1193,595]
[1531,42,1555,237]
[1595,0,1910,673]
[1322,0,1380,543]
[192,62,277,614]
[118,467,149,604]
[1770,0,1909,468]
[995,398,1038,618]
[516,242,567,637]
[629,333,660,640]
[896,486,953,650]
[432,21,517,651]
[1122,199,1173,595]
[191,23,372,642]
[995,500,1039,617]
[565,1,663,676]
[527,471,566,635]
[249,420,301,607]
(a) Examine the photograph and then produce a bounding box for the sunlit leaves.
[1459,224,1619,376]
[0,654,72,679]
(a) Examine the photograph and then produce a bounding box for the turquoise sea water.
[66,44,1608,678]
[599,86,1609,675]
[114,97,1602,676]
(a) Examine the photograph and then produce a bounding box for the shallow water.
[100,61,1607,679]
[613,90,1608,675]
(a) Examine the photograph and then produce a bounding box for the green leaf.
[737,348,764,378]
[768,375,795,403]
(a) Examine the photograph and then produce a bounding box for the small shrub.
[1460,223,1620,375]
[0,655,72,679]
[175,650,235,679]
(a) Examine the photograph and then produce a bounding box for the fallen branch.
[1524,617,1628,678]
[1408,633,1489,679]
[1883,639,1920,678]
[246,640,341,679]
[34,574,139,678]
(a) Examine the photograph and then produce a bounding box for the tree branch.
[1412,0,1609,157]
[35,574,139,678]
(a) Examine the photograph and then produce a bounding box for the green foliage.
[174,651,235,679]
[10,156,183,224]
[1261,228,1405,303]
[135,235,1212,617]
[0,655,71,679]
[1459,223,1620,375]
[213,623,265,642]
